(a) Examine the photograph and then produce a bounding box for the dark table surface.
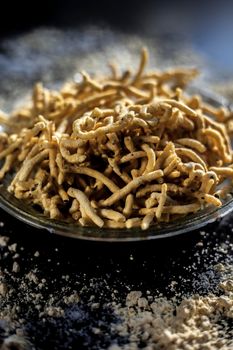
[0,207,233,349]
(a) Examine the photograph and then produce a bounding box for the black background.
[1,0,233,73]
[1,1,233,35]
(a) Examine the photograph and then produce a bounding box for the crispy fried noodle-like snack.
[0,48,233,230]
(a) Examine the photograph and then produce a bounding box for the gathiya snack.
[0,49,232,230]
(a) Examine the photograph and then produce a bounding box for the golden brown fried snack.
[0,48,232,230]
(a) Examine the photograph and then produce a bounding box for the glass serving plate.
[0,88,233,241]
[0,184,233,241]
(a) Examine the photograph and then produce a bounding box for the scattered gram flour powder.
[0,230,233,349]
[109,265,233,350]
